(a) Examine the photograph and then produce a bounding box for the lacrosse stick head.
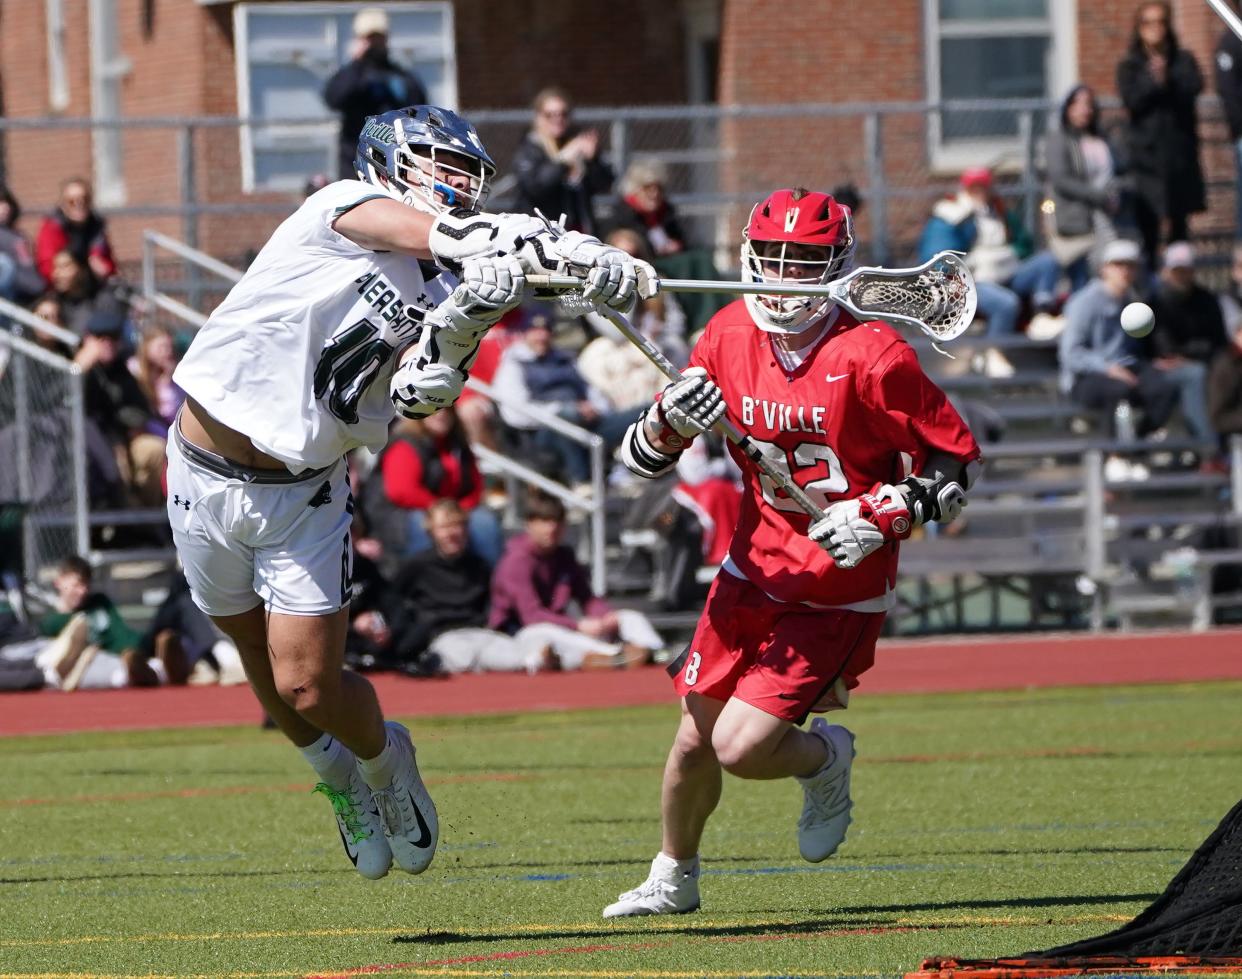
[841,251,976,343]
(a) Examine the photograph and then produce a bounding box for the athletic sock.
[357,727,399,790]
[655,852,699,879]
[298,732,355,790]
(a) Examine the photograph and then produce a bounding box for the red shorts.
[669,572,886,722]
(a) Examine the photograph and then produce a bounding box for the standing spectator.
[511,87,614,236]
[1208,304,1242,439]
[611,160,687,256]
[75,308,166,507]
[1214,1,1242,236]
[373,408,503,565]
[1042,85,1124,292]
[1059,238,1180,478]
[1146,242,1227,446]
[492,308,633,489]
[489,492,662,667]
[0,184,45,305]
[323,7,427,180]
[35,178,116,286]
[1116,1,1205,267]
[919,167,1061,376]
[131,325,186,435]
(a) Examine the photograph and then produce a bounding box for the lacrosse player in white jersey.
[167,105,652,880]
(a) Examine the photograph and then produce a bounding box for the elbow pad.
[898,458,980,526]
[619,417,681,479]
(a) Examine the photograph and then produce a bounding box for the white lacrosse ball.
[1120,301,1154,338]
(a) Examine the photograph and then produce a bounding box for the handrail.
[143,230,244,283]
[463,378,604,449]
[0,296,82,350]
[0,322,81,368]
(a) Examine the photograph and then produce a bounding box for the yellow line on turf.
[0,912,1129,950]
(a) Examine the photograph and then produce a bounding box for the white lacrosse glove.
[554,231,658,311]
[427,208,551,269]
[390,360,465,419]
[638,366,725,450]
[808,484,914,570]
[453,254,526,319]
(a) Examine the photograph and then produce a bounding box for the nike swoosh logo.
[335,823,361,866]
[825,373,850,383]
[406,794,432,849]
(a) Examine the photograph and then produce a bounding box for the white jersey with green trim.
[174,180,453,473]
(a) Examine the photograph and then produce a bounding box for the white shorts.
[166,427,352,618]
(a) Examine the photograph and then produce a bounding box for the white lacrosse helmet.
[740,188,856,334]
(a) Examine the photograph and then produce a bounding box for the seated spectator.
[1218,242,1242,339]
[920,167,1061,376]
[75,308,166,507]
[35,178,116,287]
[374,408,503,565]
[1043,84,1127,292]
[492,309,634,490]
[1059,238,1180,479]
[512,87,614,236]
[578,231,687,413]
[11,556,152,690]
[1145,242,1226,447]
[47,250,102,334]
[344,536,428,674]
[1208,309,1242,440]
[0,184,45,305]
[28,295,73,357]
[134,569,244,686]
[131,324,186,435]
[611,160,687,256]
[489,492,663,668]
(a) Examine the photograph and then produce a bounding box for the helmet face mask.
[740,189,855,334]
[356,106,496,215]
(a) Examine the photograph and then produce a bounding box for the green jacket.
[39,593,141,654]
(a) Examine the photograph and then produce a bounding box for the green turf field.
[2,680,1241,979]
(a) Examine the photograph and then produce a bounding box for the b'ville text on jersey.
[353,271,433,339]
[740,396,827,435]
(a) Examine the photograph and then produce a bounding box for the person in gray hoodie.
[1059,237,1179,438]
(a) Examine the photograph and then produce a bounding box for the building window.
[89,0,129,205]
[234,2,456,193]
[925,0,1076,171]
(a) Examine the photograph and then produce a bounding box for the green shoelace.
[312,782,370,844]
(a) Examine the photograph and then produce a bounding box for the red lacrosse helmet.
[741,188,855,333]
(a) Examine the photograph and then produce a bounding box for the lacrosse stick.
[530,250,977,352]
[585,303,826,521]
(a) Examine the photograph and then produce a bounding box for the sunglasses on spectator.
[1140,15,1167,25]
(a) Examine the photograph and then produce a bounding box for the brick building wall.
[1,0,1237,271]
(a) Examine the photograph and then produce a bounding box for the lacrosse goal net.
[906,797,1242,978]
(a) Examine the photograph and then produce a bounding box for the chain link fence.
[2,96,1236,309]
[0,314,88,586]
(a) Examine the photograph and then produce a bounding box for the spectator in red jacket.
[35,178,116,286]
[377,407,503,565]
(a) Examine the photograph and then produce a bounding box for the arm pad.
[619,417,682,479]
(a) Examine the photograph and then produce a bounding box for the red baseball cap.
[960,167,993,190]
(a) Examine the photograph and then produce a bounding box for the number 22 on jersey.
[747,437,847,512]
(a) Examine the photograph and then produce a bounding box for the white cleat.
[312,765,392,880]
[602,854,701,918]
[797,718,855,863]
[371,722,439,874]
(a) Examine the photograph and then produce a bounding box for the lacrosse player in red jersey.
[604,188,982,917]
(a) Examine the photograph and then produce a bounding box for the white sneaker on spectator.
[369,722,439,874]
[1025,312,1066,342]
[983,348,1016,378]
[311,766,392,880]
[1104,455,1150,483]
[603,853,701,918]
[797,718,855,863]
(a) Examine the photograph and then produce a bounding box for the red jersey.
[688,301,980,607]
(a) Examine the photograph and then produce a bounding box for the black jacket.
[510,131,614,235]
[1116,45,1206,217]
[392,546,491,641]
[1146,282,1229,364]
[1215,28,1242,140]
[323,55,427,178]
